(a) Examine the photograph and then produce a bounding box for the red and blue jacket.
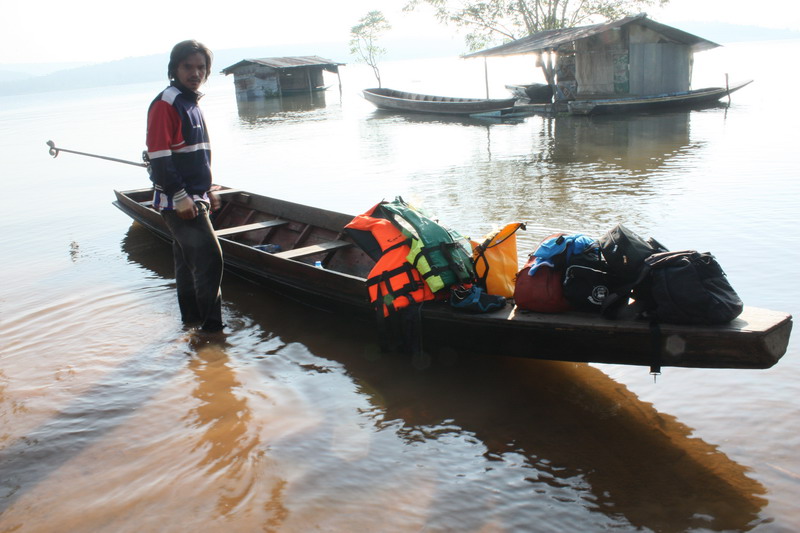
[146,82,212,209]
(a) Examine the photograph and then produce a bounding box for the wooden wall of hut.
[278,68,325,94]
[628,24,692,94]
[572,24,694,98]
[628,43,692,94]
[232,65,281,99]
[574,29,627,97]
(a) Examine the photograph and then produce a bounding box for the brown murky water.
[1,40,799,531]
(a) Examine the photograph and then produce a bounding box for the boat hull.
[363,88,517,116]
[113,187,791,369]
[568,80,754,115]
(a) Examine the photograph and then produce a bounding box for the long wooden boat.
[363,88,517,116]
[567,80,754,115]
[113,187,792,370]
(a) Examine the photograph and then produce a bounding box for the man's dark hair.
[167,40,213,81]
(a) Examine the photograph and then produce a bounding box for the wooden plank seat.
[215,219,287,237]
[212,188,242,196]
[272,240,351,260]
[143,189,239,211]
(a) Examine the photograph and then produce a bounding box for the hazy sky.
[2,0,798,65]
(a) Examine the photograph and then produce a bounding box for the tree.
[404,0,670,51]
[350,11,392,87]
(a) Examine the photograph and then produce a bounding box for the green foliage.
[404,0,670,51]
[350,11,392,87]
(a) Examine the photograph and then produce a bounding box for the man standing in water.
[146,40,224,333]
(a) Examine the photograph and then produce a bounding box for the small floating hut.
[221,56,345,100]
[465,13,719,106]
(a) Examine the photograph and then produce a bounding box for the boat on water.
[567,80,754,115]
[113,186,792,370]
[362,88,518,116]
[505,83,554,103]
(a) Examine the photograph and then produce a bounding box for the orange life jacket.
[345,212,435,317]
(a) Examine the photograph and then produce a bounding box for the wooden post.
[537,53,550,86]
[726,73,731,105]
[541,50,560,102]
[484,57,490,99]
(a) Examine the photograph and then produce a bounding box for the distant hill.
[0,54,168,96]
[0,38,463,97]
[0,45,344,97]
[0,61,92,80]
[0,70,32,84]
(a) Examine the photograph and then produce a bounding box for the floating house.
[221,56,345,100]
[465,14,719,104]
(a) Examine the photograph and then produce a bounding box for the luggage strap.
[649,320,662,379]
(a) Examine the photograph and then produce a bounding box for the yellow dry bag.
[472,223,526,298]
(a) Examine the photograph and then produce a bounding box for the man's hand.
[209,191,221,212]
[175,196,198,220]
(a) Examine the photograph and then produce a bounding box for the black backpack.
[598,223,667,284]
[563,242,611,312]
[598,224,667,316]
[635,250,743,325]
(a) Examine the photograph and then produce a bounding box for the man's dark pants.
[162,203,224,331]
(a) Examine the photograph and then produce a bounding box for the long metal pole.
[47,140,148,167]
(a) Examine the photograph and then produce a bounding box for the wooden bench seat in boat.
[143,189,240,210]
[213,189,241,196]
[215,219,287,237]
[272,240,351,260]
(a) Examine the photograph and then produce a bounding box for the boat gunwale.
[364,87,516,105]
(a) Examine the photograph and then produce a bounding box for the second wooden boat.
[362,88,518,116]
[567,80,754,115]
[113,186,792,370]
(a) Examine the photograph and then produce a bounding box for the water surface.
[1,40,798,532]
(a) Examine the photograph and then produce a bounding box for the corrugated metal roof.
[463,14,719,58]
[221,56,345,75]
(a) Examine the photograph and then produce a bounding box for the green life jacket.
[379,197,475,293]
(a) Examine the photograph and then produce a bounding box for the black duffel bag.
[635,250,743,325]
